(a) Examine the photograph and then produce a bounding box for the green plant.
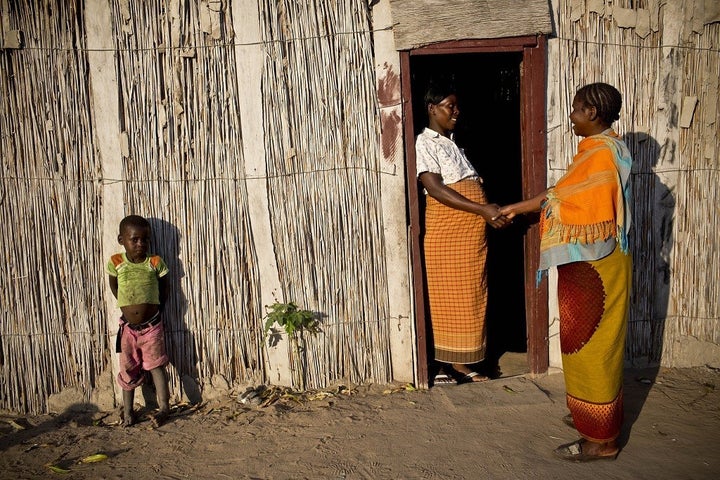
[263,301,320,390]
[263,301,319,342]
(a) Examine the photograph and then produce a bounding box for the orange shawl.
[539,131,632,271]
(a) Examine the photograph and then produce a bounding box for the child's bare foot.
[150,409,169,428]
[122,410,135,427]
[121,390,136,427]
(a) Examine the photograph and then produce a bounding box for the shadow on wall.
[147,218,202,406]
[620,132,675,448]
[624,132,674,367]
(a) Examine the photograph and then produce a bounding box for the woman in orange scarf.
[500,83,633,461]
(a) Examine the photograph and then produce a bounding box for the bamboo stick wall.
[549,0,720,365]
[0,0,392,413]
[1,0,716,414]
[107,0,265,397]
[667,17,720,363]
[258,0,392,388]
[0,1,106,413]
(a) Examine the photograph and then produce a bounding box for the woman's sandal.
[553,439,619,462]
[433,373,456,386]
[456,371,489,384]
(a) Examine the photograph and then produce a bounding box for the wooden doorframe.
[401,35,549,388]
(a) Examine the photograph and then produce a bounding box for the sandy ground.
[2,359,719,480]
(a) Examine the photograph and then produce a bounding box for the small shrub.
[263,301,320,390]
[263,301,319,342]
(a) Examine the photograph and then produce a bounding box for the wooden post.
[232,0,292,385]
[85,0,124,404]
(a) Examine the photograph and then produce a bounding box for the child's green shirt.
[106,253,169,307]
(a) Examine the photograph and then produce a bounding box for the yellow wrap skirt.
[558,245,632,442]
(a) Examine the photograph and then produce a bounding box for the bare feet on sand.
[150,409,169,428]
[122,410,135,428]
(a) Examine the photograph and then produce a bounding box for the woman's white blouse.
[415,128,479,188]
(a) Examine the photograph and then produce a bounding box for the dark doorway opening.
[401,36,548,388]
[409,52,529,379]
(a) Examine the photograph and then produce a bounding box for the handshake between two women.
[488,190,548,229]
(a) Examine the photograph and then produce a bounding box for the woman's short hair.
[423,78,456,109]
[576,83,622,125]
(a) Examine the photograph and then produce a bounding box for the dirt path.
[1,366,719,479]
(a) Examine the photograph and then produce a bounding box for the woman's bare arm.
[419,172,510,229]
[499,190,549,219]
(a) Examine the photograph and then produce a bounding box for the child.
[107,215,171,427]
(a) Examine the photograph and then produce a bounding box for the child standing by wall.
[107,215,171,427]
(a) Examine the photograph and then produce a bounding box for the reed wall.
[0,0,106,413]
[0,0,392,414]
[1,0,717,414]
[547,0,720,366]
[257,0,392,388]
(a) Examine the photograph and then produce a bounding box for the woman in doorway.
[416,81,511,384]
[500,82,633,461]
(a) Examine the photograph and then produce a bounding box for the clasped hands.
[486,204,519,229]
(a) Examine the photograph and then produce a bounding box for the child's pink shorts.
[117,317,169,391]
